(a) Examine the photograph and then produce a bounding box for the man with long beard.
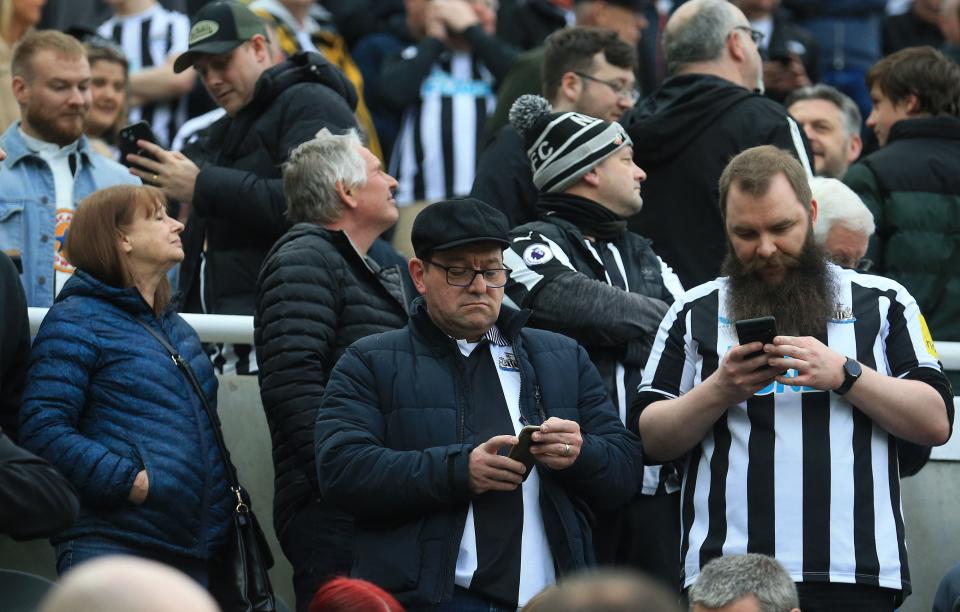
[631,145,954,612]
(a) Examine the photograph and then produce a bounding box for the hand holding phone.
[507,425,541,481]
[118,121,159,172]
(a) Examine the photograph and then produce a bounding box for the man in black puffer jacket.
[316,198,641,610]
[255,129,409,611]
[128,1,360,373]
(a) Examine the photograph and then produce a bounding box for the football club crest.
[498,352,520,372]
[523,243,553,266]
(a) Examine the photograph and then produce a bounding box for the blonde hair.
[11,29,86,81]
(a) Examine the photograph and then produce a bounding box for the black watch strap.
[833,357,862,395]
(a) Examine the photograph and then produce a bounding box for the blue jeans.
[409,587,516,612]
[55,535,210,587]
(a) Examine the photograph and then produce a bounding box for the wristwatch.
[833,357,862,395]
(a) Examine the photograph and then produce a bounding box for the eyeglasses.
[732,25,765,45]
[573,72,640,102]
[425,260,512,288]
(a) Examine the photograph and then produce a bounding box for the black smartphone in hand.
[507,425,541,482]
[118,121,159,171]
[735,316,778,360]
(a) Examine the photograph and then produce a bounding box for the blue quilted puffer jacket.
[19,270,233,558]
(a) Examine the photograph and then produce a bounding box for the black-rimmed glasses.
[573,72,640,102]
[424,260,512,288]
[732,25,765,45]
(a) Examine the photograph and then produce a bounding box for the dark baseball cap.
[173,1,267,73]
[411,198,511,259]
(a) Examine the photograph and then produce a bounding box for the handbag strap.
[132,317,248,508]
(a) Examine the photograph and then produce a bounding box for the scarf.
[536,192,627,242]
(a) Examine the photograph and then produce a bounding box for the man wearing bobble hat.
[504,94,684,589]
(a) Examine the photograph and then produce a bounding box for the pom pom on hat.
[509,94,553,140]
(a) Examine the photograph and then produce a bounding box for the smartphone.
[507,425,541,482]
[734,316,778,360]
[118,121,159,171]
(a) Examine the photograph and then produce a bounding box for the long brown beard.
[722,230,836,337]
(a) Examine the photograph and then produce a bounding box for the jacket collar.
[58,269,160,319]
[409,297,530,348]
[2,122,97,170]
[888,116,960,144]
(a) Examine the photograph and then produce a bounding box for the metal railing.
[27,308,254,345]
[26,307,960,461]
[28,307,960,368]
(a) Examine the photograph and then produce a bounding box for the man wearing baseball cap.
[315,197,640,610]
[123,1,359,375]
[504,94,684,589]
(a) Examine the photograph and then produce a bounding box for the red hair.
[308,577,404,612]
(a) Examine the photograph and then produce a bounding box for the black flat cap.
[411,198,511,259]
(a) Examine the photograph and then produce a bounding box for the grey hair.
[785,84,862,138]
[810,176,875,243]
[283,128,367,224]
[688,554,799,612]
[663,0,739,75]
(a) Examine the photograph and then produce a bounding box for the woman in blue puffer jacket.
[19,185,233,584]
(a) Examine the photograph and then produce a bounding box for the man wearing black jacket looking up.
[255,129,410,611]
[503,95,683,590]
[622,0,812,289]
[126,1,360,374]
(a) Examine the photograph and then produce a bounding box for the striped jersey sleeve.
[503,229,579,307]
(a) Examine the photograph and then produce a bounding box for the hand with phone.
[765,335,847,391]
[706,316,783,404]
[124,135,200,211]
[468,433,525,494]
[529,417,581,470]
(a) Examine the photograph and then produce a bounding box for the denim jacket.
[0,123,139,306]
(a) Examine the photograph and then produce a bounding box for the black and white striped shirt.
[98,4,191,148]
[636,264,951,593]
[390,50,496,205]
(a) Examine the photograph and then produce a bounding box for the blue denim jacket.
[0,123,140,306]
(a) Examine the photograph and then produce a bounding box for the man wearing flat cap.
[315,197,641,610]
[124,0,359,374]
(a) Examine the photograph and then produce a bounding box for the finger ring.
[563,443,571,457]
[153,174,159,183]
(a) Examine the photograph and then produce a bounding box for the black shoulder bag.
[134,318,277,612]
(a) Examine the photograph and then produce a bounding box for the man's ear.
[11,76,28,105]
[847,133,863,163]
[809,197,818,226]
[409,258,427,295]
[905,93,921,115]
[250,34,271,65]
[559,71,582,104]
[335,180,357,210]
[581,167,601,188]
[727,30,746,63]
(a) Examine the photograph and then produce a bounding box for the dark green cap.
[173,1,267,73]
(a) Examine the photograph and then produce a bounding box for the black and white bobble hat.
[509,94,632,193]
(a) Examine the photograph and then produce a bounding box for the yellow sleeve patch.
[919,314,939,359]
